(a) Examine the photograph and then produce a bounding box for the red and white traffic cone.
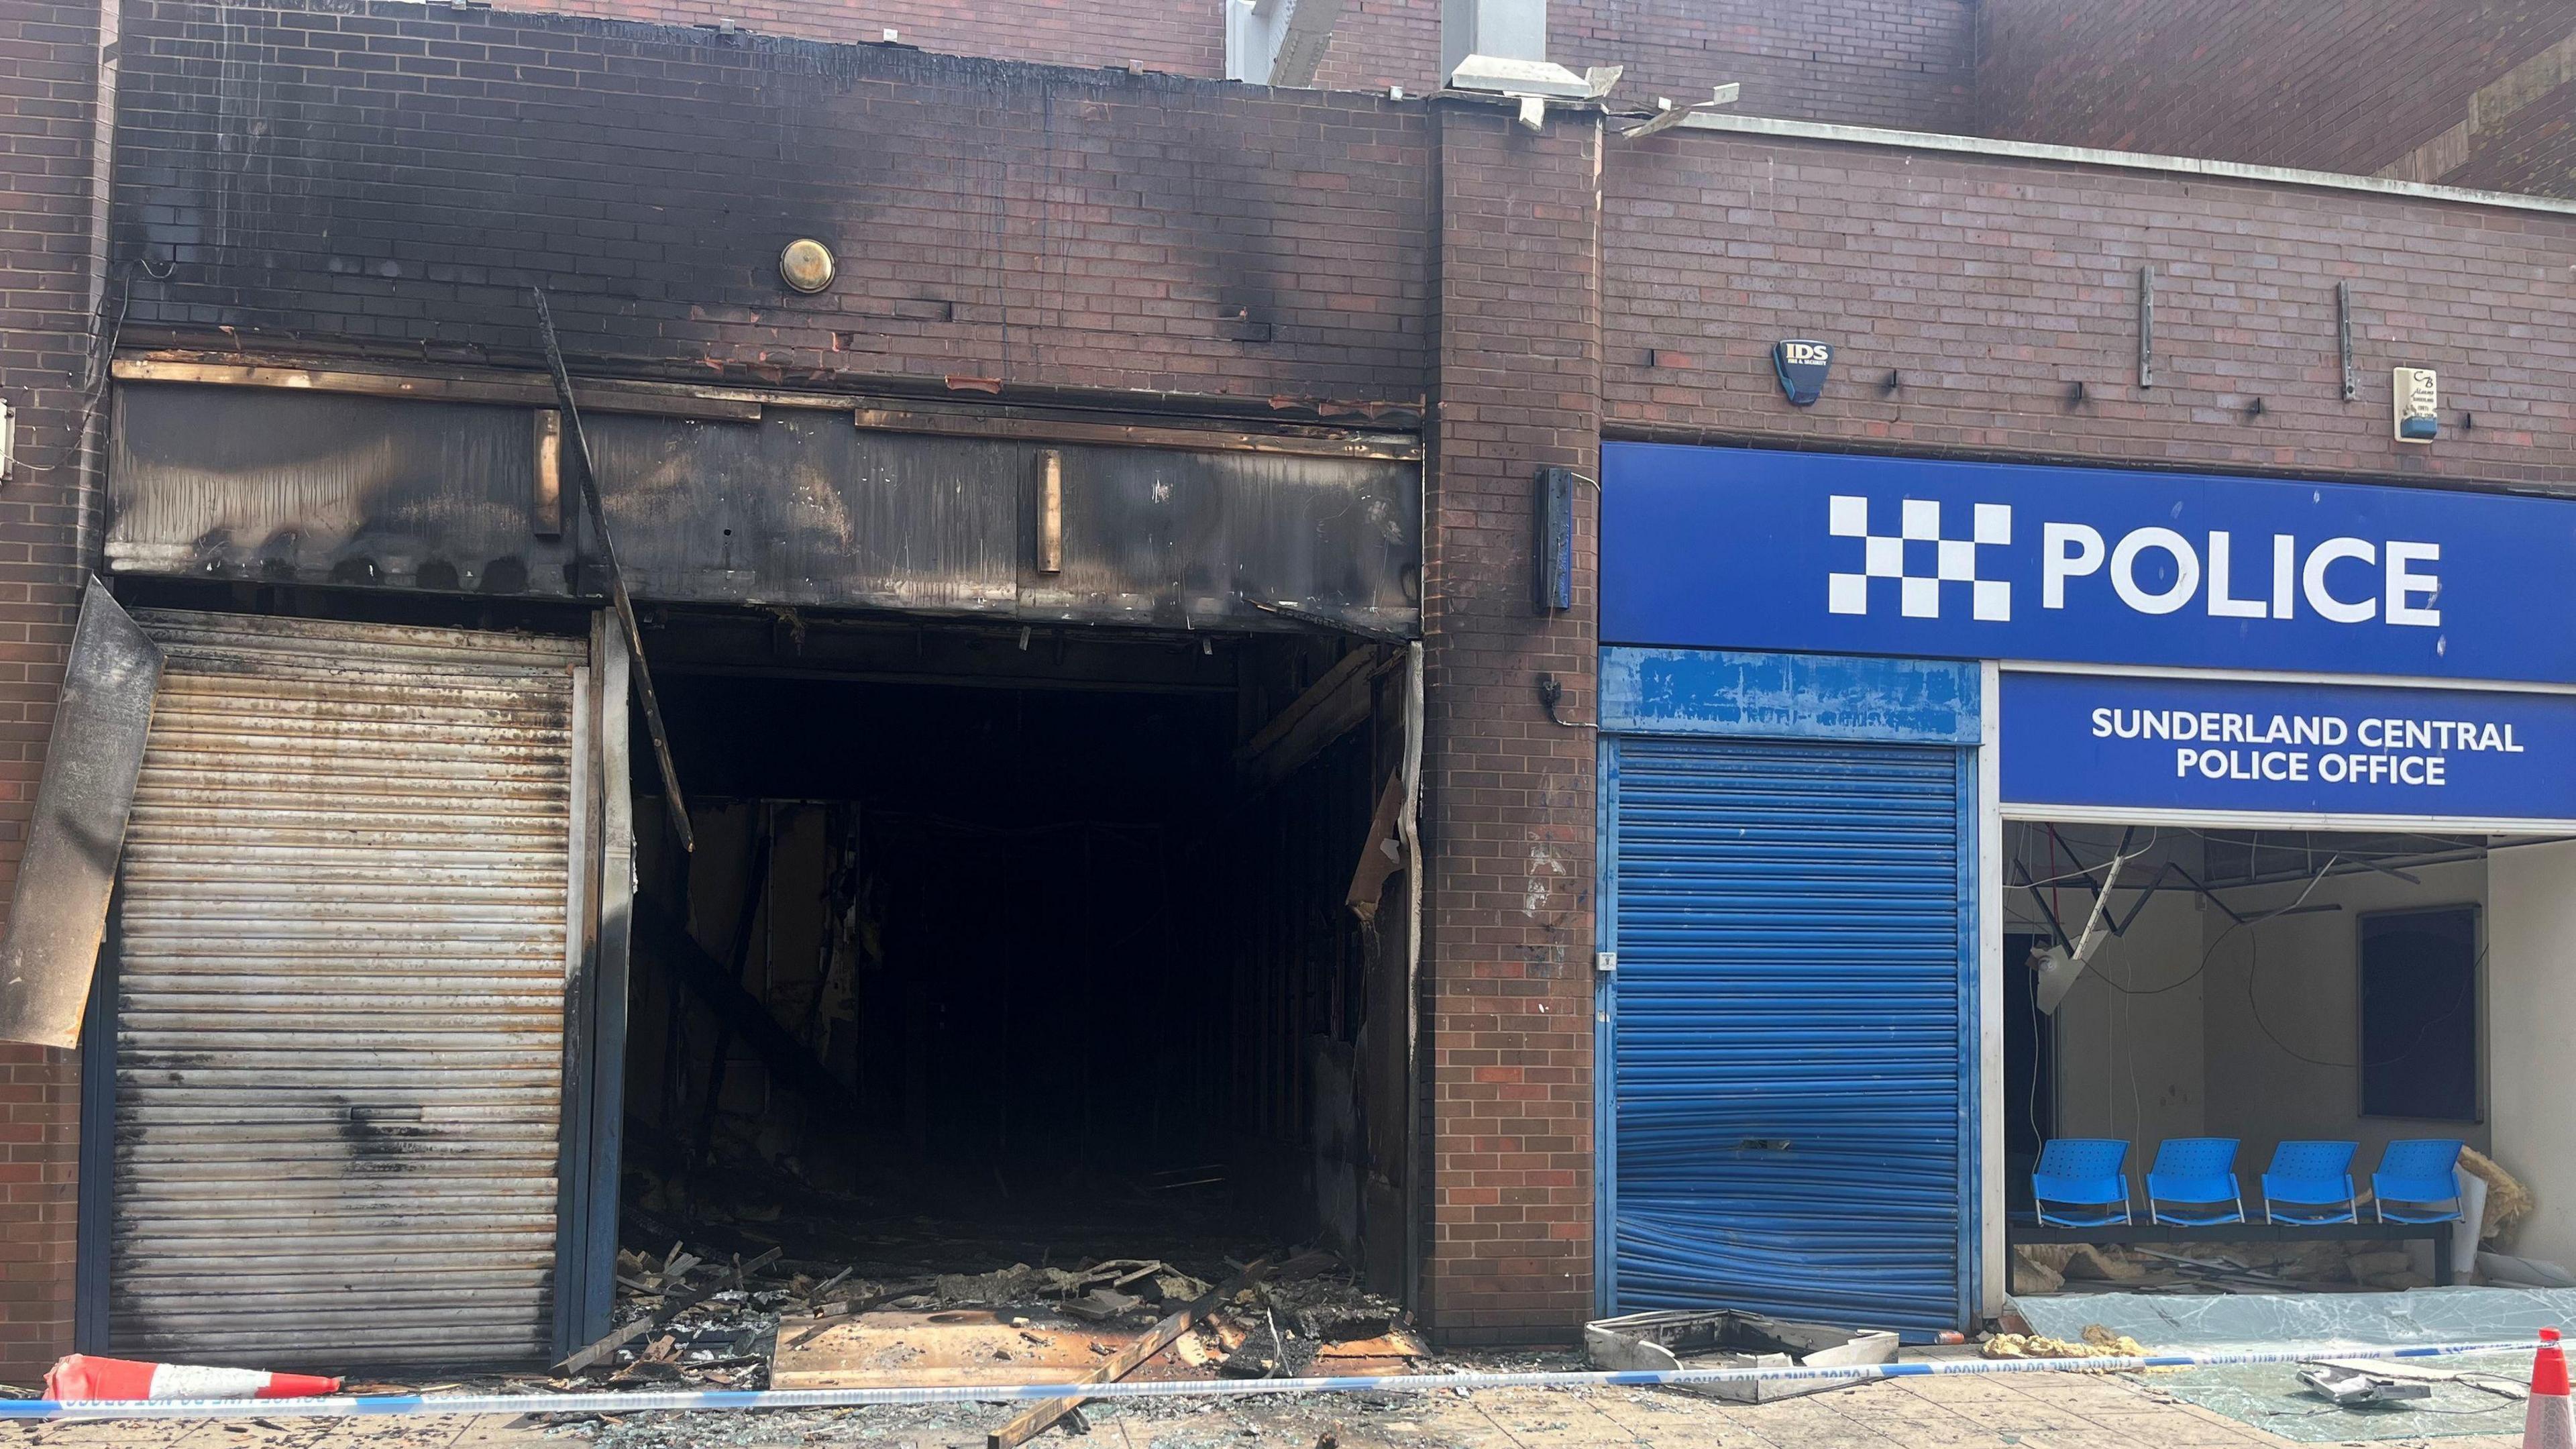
[44,1354,341,1401]
[2527,1328,2574,1449]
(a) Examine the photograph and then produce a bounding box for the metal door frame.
[1594,647,1984,1330]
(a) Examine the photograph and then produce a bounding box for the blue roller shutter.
[1606,736,1972,1338]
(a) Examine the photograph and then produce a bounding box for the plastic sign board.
[2000,671,2576,821]
[1602,443,2576,684]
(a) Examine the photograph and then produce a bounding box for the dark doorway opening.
[614,612,1414,1304]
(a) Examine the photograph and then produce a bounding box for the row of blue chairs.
[2034,1137,2466,1228]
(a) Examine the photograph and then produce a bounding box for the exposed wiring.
[2084,851,2347,1000]
[2246,927,2485,1073]
[9,269,133,481]
[1535,672,1594,730]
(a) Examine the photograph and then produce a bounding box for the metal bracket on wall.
[529,288,695,853]
[2137,265,2155,390]
[2337,280,2358,402]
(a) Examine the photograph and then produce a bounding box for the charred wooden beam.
[633,898,863,1122]
[1235,649,1392,792]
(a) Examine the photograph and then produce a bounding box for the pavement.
[0,1356,2531,1449]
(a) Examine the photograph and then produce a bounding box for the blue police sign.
[2000,671,2576,822]
[1603,443,2576,684]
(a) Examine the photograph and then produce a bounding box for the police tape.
[0,1338,2544,1422]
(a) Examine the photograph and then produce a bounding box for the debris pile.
[1184,1263,1424,1379]
[2013,1238,2438,1293]
[1982,1324,2151,1362]
[555,1244,802,1390]
[564,1239,1424,1404]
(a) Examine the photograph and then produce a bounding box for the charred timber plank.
[985,1258,1273,1449]
[112,357,763,421]
[1234,651,1389,792]
[633,900,861,1121]
[554,1279,720,1375]
[1343,769,1408,924]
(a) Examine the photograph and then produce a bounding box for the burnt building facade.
[1,0,2575,1382]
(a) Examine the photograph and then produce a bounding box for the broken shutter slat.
[0,579,163,1049]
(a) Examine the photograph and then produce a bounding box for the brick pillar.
[1419,101,1601,1346]
[0,0,118,1385]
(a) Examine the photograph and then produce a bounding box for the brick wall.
[1976,1,2576,194]
[0,0,115,1387]
[530,0,1223,77]
[114,1,1432,405]
[1419,101,1599,1344]
[2447,80,2576,196]
[1604,126,2576,490]
[1550,0,1972,131]
[480,0,1977,133]
[80,0,2576,1364]
[1312,0,1974,132]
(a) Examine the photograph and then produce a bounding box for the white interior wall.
[2004,824,2207,1162]
[2000,823,2567,1268]
[2200,857,2491,1167]
[2488,838,2576,1265]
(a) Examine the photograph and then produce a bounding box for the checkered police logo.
[1827,495,2013,621]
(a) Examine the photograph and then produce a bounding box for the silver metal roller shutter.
[107,610,586,1369]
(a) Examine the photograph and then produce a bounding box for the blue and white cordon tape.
[0,1338,2542,1421]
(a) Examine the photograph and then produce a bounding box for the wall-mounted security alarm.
[2394,367,2438,442]
[1773,339,1832,406]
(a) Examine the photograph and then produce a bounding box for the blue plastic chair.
[2033,1138,2132,1226]
[2147,1138,2245,1225]
[2262,1140,2360,1224]
[2372,1139,2467,1224]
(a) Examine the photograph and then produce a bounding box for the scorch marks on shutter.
[108,612,583,1368]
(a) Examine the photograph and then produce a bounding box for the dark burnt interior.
[621,610,1411,1293]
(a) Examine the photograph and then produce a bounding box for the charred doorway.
[618,612,1416,1303]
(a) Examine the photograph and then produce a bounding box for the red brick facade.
[1421,103,1601,1342]
[1976,1,2576,195]
[111,3,1431,402]
[530,0,1226,97]
[496,0,1978,133]
[0,0,117,1389]
[1603,127,2576,488]
[5,0,2575,1375]
[1313,0,1975,132]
